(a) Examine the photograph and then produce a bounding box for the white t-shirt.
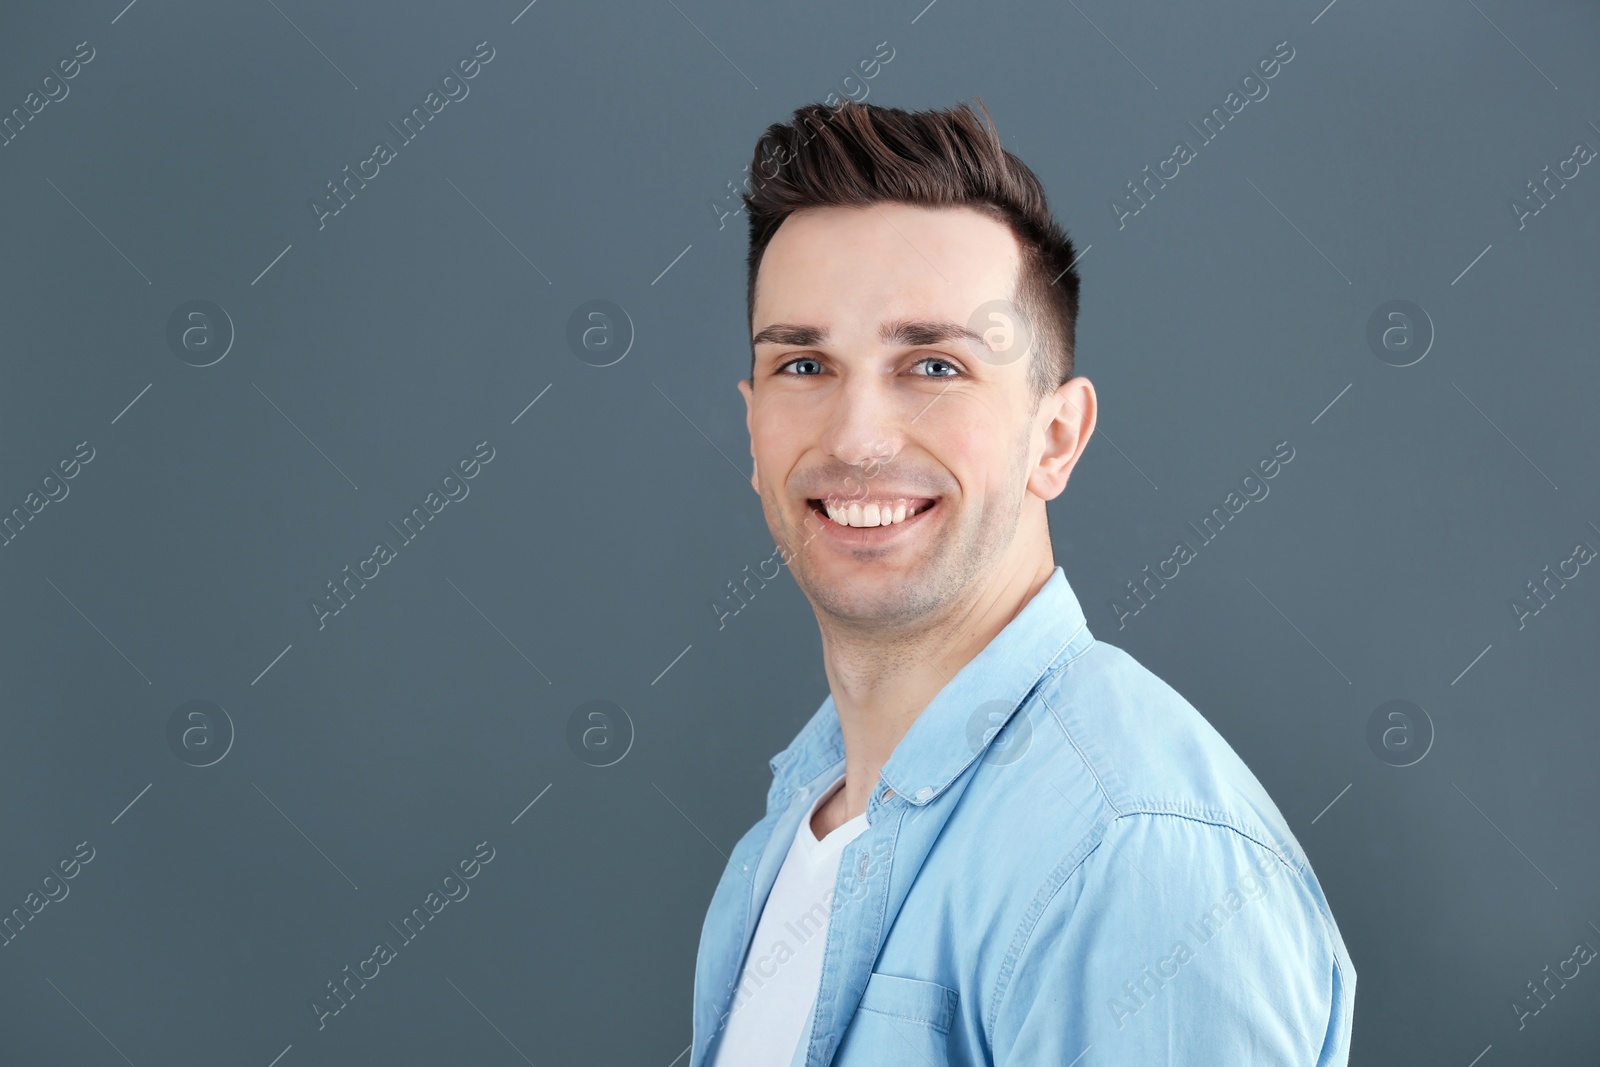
[711,774,870,1067]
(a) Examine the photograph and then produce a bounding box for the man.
[691,99,1356,1066]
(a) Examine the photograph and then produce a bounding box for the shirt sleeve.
[992,812,1352,1066]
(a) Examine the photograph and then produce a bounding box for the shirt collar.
[767,565,1094,808]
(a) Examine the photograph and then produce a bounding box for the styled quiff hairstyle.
[741,99,1081,406]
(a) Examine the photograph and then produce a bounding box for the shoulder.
[1021,635,1298,857]
[972,636,1355,1032]
[987,811,1354,1064]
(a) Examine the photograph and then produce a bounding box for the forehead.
[752,203,1022,336]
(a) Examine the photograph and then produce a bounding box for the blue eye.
[773,355,965,377]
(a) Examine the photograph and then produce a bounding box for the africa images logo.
[309,42,496,231]
[308,841,496,1030]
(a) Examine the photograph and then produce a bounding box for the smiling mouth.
[808,497,938,528]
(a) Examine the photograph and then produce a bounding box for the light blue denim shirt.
[689,566,1356,1066]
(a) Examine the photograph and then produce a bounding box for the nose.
[819,374,902,474]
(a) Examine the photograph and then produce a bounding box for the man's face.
[739,202,1062,630]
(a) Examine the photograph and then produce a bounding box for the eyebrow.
[751,318,984,348]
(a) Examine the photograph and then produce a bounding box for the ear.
[1029,376,1096,502]
[738,376,760,494]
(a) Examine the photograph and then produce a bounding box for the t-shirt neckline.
[802,773,870,850]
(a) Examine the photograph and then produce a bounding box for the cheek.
[758,440,806,494]
[920,401,1012,481]
[748,422,791,471]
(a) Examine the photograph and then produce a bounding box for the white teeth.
[822,497,929,528]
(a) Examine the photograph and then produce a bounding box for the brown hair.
[741,98,1081,406]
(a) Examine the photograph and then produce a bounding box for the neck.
[809,544,1055,834]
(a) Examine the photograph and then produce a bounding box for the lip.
[805,497,940,548]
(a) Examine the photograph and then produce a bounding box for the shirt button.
[914,787,933,802]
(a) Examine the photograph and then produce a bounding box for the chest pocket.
[834,971,959,1063]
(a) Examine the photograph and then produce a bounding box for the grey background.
[1,0,1597,1063]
